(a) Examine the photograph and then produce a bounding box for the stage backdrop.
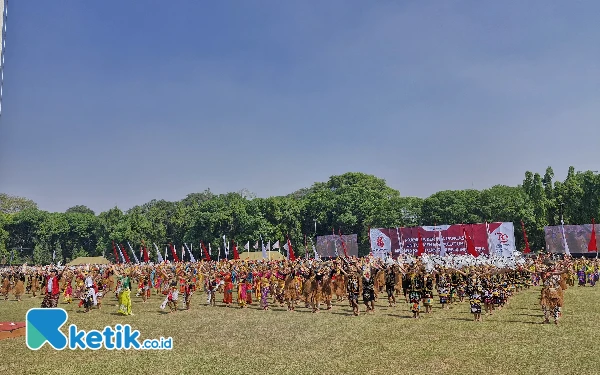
[316,234,358,258]
[370,222,515,258]
[544,224,599,254]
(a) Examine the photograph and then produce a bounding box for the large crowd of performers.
[1,254,599,325]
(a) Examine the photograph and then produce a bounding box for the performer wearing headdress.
[362,268,375,314]
[385,265,397,307]
[206,273,217,307]
[222,270,233,307]
[438,281,450,310]
[260,273,270,310]
[81,272,98,312]
[63,281,73,304]
[469,285,483,322]
[1,273,9,300]
[340,265,361,316]
[273,268,285,307]
[283,266,300,311]
[422,275,434,314]
[537,261,569,324]
[13,272,25,301]
[31,272,41,297]
[167,283,179,313]
[115,268,133,316]
[41,269,62,308]
[406,267,423,319]
[245,271,254,305]
[140,274,151,303]
[577,265,586,287]
[238,276,248,308]
[183,277,195,310]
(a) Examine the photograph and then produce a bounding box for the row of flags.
[108,235,306,264]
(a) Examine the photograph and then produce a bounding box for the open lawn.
[0,285,599,375]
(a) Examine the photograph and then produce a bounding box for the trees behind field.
[1,167,598,263]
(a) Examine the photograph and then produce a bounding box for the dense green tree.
[65,205,95,215]
[0,193,38,214]
[2,167,599,263]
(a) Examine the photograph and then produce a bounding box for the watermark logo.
[26,308,68,350]
[26,308,172,350]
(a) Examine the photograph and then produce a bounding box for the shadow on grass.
[502,320,542,325]
[331,311,355,317]
[384,314,415,319]
[516,313,542,317]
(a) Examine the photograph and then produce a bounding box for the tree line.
[0,167,598,264]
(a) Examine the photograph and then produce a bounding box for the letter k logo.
[26,308,68,350]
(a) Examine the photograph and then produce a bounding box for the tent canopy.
[66,256,111,266]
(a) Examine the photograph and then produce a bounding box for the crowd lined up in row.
[2,254,598,324]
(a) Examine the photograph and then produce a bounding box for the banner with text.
[544,224,599,254]
[370,222,515,258]
[316,234,358,258]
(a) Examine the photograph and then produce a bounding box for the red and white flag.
[588,218,597,253]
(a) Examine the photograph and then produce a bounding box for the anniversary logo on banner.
[369,222,515,258]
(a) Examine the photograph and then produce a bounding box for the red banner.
[370,223,515,258]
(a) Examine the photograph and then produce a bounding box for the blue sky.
[1,1,599,213]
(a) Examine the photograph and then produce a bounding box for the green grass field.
[0,285,599,375]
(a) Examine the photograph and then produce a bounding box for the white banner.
[370,228,392,259]
[488,222,516,257]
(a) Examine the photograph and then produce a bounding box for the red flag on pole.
[120,244,131,263]
[339,229,349,257]
[169,243,180,262]
[416,230,424,257]
[233,242,240,260]
[521,221,531,254]
[588,218,597,252]
[287,236,296,261]
[463,227,478,257]
[112,241,120,264]
[201,241,211,262]
[141,240,150,263]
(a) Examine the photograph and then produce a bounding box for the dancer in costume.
[238,276,248,308]
[63,281,73,304]
[183,277,194,310]
[81,272,98,312]
[340,265,361,316]
[361,268,375,314]
[260,273,270,310]
[41,269,62,308]
[537,262,569,325]
[222,270,233,307]
[385,265,397,307]
[13,272,25,301]
[115,268,133,316]
[1,273,9,300]
[422,275,434,314]
[469,285,483,322]
[167,283,179,313]
[438,281,450,310]
[406,267,423,319]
